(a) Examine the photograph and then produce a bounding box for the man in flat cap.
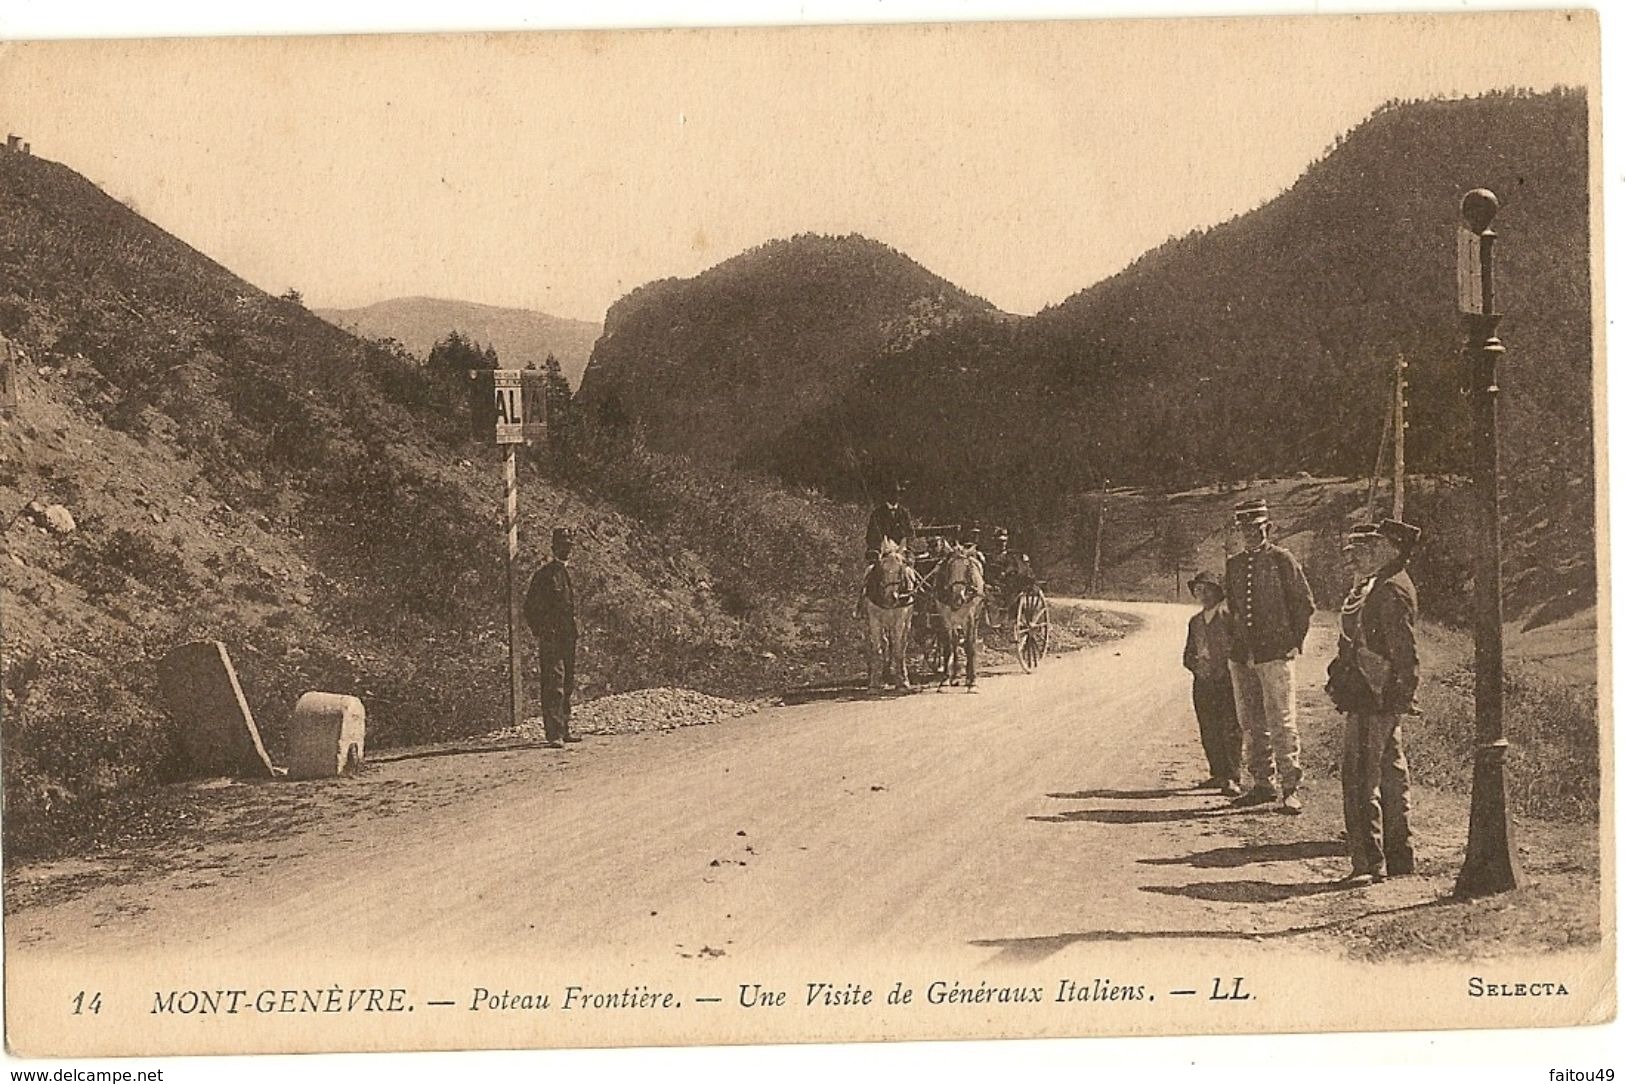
[1224,497,1315,813]
[1327,518,1422,885]
[524,526,581,748]
[1183,570,1243,796]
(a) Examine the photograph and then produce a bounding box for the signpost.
[1453,188,1523,898]
[470,368,547,731]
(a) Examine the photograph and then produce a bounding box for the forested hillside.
[764,89,1593,617]
[575,234,1000,468]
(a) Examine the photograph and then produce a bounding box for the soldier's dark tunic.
[523,558,576,743]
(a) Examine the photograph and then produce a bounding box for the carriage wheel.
[1013,591,1050,672]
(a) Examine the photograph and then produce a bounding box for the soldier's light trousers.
[1228,657,1302,795]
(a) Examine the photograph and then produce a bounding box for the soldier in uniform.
[523,526,581,749]
[865,480,915,562]
[1224,497,1315,813]
[1328,519,1422,886]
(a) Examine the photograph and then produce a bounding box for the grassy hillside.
[316,296,601,387]
[576,233,1000,470]
[0,148,864,857]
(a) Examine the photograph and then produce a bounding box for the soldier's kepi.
[1223,496,1315,814]
[523,526,581,749]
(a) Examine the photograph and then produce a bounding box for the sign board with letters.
[492,370,524,444]
[469,368,546,444]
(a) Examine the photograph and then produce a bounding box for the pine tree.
[543,353,574,463]
[427,330,496,375]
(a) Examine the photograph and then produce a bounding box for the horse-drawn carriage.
[906,525,1051,679]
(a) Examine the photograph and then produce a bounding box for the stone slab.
[155,640,277,779]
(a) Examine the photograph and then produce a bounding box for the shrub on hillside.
[56,526,193,601]
[1,649,175,856]
[555,419,858,618]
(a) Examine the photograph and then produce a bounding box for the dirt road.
[9,600,1455,967]
[9,599,1609,1054]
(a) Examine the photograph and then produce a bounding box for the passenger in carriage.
[984,527,1035,624]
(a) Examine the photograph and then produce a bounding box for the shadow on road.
[780,684,920,705]
[968,898,1454,964]
[1031,807,1240,825]
[1048,788,1203,801]
[781,669,1023,704]
[1141,879,1352,904]
[1139,840,1347,869]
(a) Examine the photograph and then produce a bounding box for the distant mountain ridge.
[316,296,601,386]
[575,233,1000,467]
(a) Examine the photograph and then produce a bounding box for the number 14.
[72,991,102,1015]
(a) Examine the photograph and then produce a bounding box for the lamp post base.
[1454,743,1524,898]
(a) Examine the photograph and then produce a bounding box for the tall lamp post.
[1454,187,1524,897]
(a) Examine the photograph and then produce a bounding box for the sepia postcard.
[0,6,1612,1064]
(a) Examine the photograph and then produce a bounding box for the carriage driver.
[865,479,916,563]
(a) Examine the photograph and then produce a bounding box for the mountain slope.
[769,89,1593,616]
[575,233,999,468]
[0,148,862,856]
[315,297,600,387]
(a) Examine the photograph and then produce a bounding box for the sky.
[0,8,1601,325]
[0,4,1621,1082]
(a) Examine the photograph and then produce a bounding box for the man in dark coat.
[1182,570,1243,796]
[523,526,580,748]
[865,480,915,562]
[1329,518,1422,886]
[1224,497,1315,813]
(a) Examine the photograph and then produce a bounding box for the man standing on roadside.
[1225,497,1315,813]
[1328,518,1422,886]
[1183,570,1243,797]
[524,526,581,749]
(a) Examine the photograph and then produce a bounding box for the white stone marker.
[286,692,366,780]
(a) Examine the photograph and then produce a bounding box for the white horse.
[931,547,985,690]
[862,540,919,693]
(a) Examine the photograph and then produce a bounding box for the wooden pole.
[1393,354,1407,521]
[1365,391,1392,522]
[1090,480,1108,596]
[1454,188,1522,898]
[505,444,524,730]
